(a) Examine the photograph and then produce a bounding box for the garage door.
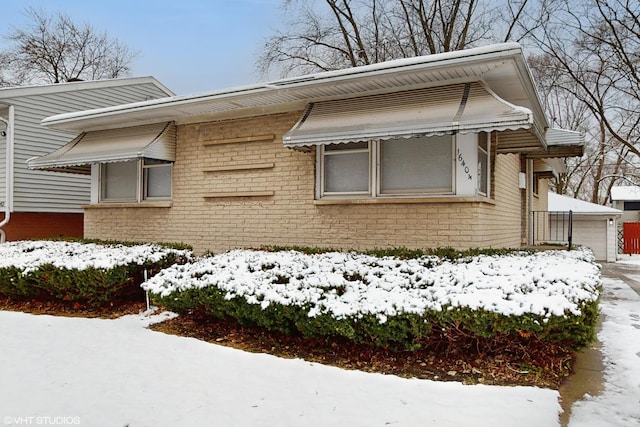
[572,219,607,260]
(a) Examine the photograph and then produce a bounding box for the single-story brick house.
[0,77,173,242]
[28,43,583,254]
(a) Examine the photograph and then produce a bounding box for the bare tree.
[0,7,138,86]
[257,0,540,77]
[527,0,640,202]
[258,0,640,205]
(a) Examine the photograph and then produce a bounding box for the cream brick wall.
[85,112,527,254]
[474,153,523,248]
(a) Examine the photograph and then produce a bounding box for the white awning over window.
[27,122,176,174]
[283,82,534,148]
[546,128,583,147]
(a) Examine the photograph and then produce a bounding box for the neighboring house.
[609,185,640,254]
[29,43,584,254]
[547,192,621,262]
[610,186,640,222]
[0,78,173,242]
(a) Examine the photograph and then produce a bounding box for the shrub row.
[0,240,191,307]
[260,245,535,261]
[151,286,598,351]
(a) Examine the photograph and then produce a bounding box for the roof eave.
[42,43,545,134]
[0,76,174,99]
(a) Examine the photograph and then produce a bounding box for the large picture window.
[318,134,490,200]
[99,159,172,203]
[319,135,456,198]
[379,136,453,194]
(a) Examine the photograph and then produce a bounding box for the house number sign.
[457,148,473,181]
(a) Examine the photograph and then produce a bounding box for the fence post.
[568,210,573,250]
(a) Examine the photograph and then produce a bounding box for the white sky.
[1,0,285,95]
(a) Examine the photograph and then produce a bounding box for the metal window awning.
[525,128,585,158]
[27,122,176,174]
[283,82,534,148]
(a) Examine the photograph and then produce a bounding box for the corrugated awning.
[546,128,583,147]
[283,82,534,148]
[27,122,176,175]
[525,128,584,159]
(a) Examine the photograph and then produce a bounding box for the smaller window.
[99,159,173,203]
[477,132,489,196]
[321,142,370,195]
[624,201,640,210]
[143,159,172,199]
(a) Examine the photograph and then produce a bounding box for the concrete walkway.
[559,260,640,426]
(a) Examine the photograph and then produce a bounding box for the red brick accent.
[0,212,83,241]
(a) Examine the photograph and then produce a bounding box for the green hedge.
[152,285,599,351]
[260,245,535,260]
[0,241,191,307]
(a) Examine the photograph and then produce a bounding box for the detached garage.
[548,192,621,262]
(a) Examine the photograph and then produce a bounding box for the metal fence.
[530,210,573,249]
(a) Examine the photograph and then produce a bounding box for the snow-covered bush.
[0,240,192,306]
[145,247,601,350]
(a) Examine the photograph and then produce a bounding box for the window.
[477,132,489,196]
[143,159,172,199]
[101,161,138,201]
[319,135,458,198]
[321,142,370,195]
[99,159,172,203]
[379,136,453,194]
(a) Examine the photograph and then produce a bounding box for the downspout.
[0,105,15,243]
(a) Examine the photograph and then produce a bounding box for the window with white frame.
[99,159,172,203]
[318,133,491,199]
[321,142,370,195]
[143,159,172,199]
[477,132,489,196]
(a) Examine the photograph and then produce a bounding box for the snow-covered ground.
[0,309,560,427]
[567,258,640,426]
[0,247,637,426]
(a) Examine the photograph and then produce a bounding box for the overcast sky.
[1,0,285,95]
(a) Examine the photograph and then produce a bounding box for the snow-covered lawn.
[1,271,637,426]
[0,246,638,426]
[0,310,560,427]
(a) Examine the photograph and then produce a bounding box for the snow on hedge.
[0,240,191,274]
[143,248,601,321]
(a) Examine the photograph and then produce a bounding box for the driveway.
[562,257,640,426]
[601,259,640,296]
